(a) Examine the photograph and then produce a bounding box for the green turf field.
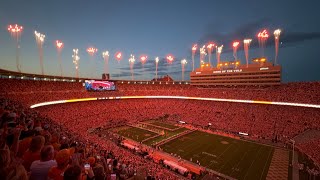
[147,121,178,130]
[160,131,274,180]
[114,123,188,146]
[143,127,188,146]
[115,126,158,142]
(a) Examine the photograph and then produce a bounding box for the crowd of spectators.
[294,130,320,168]
[0,98,186,179]
[34,97,320,169]
[0,78,320,179]
[297,139,320,166]
[1,79,320,107]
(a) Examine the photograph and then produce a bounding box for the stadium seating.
[0,78,320,179]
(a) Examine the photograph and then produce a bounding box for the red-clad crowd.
[0,78,320,179]
[1,79,320,107]
[0,97,187,180]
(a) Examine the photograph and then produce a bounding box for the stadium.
[1,1,320,180]
[1,63,320,179]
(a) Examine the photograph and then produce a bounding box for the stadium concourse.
[0,75,320,179]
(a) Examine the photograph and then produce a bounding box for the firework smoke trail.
[72,49,80,78]
[216,45,223,65]
[200,45,207,64]
[87,47,98,78]
[274,29,281,65]
[191,44,197,71]
[207,43,214,66]
[140,55,147,80]
[55,40,64,76]
[102,51,110,74]
[232,41,240,60]
[8,24,23,72]
[129,54,135,80]
[243,39,252,68]
[155,57,159,80]
[181,59,187,81]
[166,55,174,77]
[34,31,45,75]
[115,52,122,80]
[258,29,269,57]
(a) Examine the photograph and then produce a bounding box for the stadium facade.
[190,58,281,86]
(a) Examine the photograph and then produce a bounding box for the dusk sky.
[1,0,320,82]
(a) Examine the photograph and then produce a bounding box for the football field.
[160,131,274,180]
[113,123,188,146]
[112,122,277,179]
[114,126,158,142]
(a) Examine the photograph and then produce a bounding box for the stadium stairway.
[266,149,289,180]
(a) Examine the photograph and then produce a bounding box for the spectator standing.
[30,145,57,180]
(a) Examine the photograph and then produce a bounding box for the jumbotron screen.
[84,80,116,91]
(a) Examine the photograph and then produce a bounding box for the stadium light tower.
[7,24,23,72]
[34,31,46,75]
[72,49,80,78]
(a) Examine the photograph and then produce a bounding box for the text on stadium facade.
[213,69,243,74]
